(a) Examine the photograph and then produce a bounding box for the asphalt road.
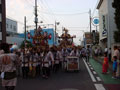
[0,58,104,90]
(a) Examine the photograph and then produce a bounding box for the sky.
[6,0,99,45]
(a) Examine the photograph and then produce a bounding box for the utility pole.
[24,16,27,47]
[1,0,6,43]
[54,21,57,45]
[54,21,60,45]
[35,0,38,33]
[89,9,93,46]
[89,9,92,33]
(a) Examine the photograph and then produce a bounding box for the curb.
[92,56,113,72]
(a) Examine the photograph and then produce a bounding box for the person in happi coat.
[42,47,54,79]
[53,47,62,73]
[86,46,91,62]
[36,49,41,76]
[102,52,109,74]
[23,51,30,78]
[62,48,69,70]
[70,47,79,56]
[29,49,37,77]
[58,47,63,69]
[0,43,21,90]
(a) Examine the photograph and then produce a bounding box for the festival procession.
[1,0,120,90]
[0,27,91,90]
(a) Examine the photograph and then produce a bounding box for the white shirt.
[42,51,54,67]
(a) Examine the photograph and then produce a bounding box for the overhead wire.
[25,0,34,7]
[84,0,99,33]
[6,15,24,25]
[38,0,55,24]
[41,0,56,20]
[40,0,65,28]
[38,0,56,21]
[39,11,88,16]
[91,0,99,17]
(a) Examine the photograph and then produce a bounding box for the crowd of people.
[100,45,120,79]
[0,43,92,90]
[18,45,91,79]
[1,42,120,90]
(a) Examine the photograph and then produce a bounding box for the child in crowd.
[102,52,109,74]
[112,56,117,79]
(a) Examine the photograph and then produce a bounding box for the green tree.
[112,0,120,42]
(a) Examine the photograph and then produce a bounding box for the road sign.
[92,17,99,26]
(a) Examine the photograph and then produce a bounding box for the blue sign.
[93,18,99,25]
[102,29,107,36]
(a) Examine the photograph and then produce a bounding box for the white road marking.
[93,71,97,74]
[83,59,96,82]
[91,68,93,70]
[96,77,102,81]
[89,65,92,67]
[94,84,106,90]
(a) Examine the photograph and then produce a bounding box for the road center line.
[83,59,96,82]
[94,84,106,90]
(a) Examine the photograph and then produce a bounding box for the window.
[10,25,12,29]
[6,23,8,28]
[13,26,16,31]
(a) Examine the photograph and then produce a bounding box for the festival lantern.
[27,32,31,39]
[48,33,52,39]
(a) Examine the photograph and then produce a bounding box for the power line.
[43,0,56,19]
[67,27,90,28]
[39,0,56,21]
[37,11,52,24]
[38,0,57,25]
[39,0,65,27]
[91,0,99,17]
[26,14,34,23]
[26,0,34,7]
[39,11,88,16]
[6,15,24,25]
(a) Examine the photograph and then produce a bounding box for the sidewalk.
[89,57,120,84]
[93,56,113,72]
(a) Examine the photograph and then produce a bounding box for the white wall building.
[97,0,117,49]
[0,17,24,46]
[6,18,17,35]
[6,18,24,46]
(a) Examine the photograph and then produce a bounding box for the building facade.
[6,18,17,36]
[6,18,24,46]
[97,0,117,49]
[0,0,6,43]
[83,32,93,48]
